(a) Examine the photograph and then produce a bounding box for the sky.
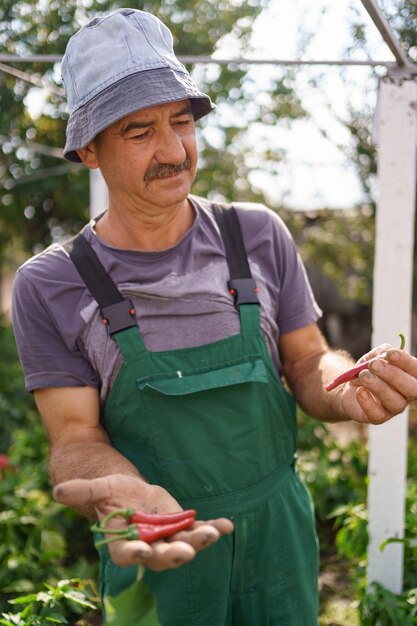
[25,0,397,211]
[216,0,396,210]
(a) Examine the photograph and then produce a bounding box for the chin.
[149,177,194,204]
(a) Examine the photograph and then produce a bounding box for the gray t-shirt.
[12,197,321,408]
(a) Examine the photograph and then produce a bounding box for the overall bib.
[68,205,319,625]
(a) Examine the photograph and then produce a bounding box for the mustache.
[144,158,192,183]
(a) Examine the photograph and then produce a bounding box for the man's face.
[81,99,198,214]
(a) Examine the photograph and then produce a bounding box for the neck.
[94,198,195,251]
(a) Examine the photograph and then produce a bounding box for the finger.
[145,540,196,572]
[202,518,234,535]
[358,367,408,417]
[53,476,114,508]
[386,349,417,383]
[356,343,392,365]
[166,524,220,550]
[108,539,153,567]
[370,355,417,401]
[355,386,391,425]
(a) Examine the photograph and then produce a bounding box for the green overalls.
[68,205,319,625]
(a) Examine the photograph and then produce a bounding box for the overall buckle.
[101,300,137,335]
[228,278,259,309]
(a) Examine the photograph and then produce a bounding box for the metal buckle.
[228,278,259,308]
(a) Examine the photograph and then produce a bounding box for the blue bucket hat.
[61,8,215,162]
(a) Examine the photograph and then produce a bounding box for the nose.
[154,127,187,164]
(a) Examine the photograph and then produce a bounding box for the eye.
[174,118,192,132]
[130,129,151,141]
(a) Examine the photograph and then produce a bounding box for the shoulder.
[15,241,77,286]
[191,195,291,242]
[12,235,90,321]
[233,201,290,239]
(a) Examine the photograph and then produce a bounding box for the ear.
[76,141,100,169]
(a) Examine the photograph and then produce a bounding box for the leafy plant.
[359,582,417,626]
[0,579,99,626]
[297,410,368,525]
[0,323,37,448]
[297,408,417,625]
[0,322,99,621]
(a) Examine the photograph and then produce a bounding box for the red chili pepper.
[91,509,197,547]
[325,360,382,391]
[325,332,405,392]
[134,516,195,543]
[129,509,196,525]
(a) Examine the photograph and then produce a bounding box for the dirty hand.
[53,474,233,572]
[334,343,417,424]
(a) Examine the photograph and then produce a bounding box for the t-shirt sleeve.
[12,269,99,392]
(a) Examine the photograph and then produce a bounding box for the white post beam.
[367,76,417,593]
[360,0,411,68]
[89,168,108,219]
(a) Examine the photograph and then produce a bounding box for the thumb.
[53,476,113,507]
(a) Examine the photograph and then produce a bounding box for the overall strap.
[211,204,260,333]
[64,234,146,355]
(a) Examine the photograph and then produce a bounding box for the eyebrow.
[121,104,193,135]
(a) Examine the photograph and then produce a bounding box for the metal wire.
[0,62,65,95]
[0,54,396,68]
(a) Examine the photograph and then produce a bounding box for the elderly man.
[12,8,417,626]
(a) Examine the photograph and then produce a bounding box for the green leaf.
[40,529,66,559]
[0,614,23,626]
[104,576,162,626]
[42,614,68,624]
[8,594,38,605]
[60,589,97,610]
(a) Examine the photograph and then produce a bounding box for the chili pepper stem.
[95,535,128,548]
[99,507,134,527]
[90,524,130,535]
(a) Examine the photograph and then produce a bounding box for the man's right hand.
[53,474,234,572]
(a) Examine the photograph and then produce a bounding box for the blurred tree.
[0,0,308,270]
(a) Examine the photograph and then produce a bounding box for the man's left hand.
[338,345,417,424]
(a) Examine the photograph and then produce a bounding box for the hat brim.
[63,67,215,162]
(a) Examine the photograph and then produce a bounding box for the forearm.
[49,440,143,518]
[285,348,355,423]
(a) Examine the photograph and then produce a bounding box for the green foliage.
[297,411,368,524]
[287,207,375,306]
[0,324,37,448]
[0,579,99,626]
[359,582,417,626]
[298,409,417,625]
[0,323,99,621]
[0,420,98,610]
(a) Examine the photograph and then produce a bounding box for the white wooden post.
[89,168,108,219]
[367,76,417,593]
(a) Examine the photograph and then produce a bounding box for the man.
[12,8,417,625]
